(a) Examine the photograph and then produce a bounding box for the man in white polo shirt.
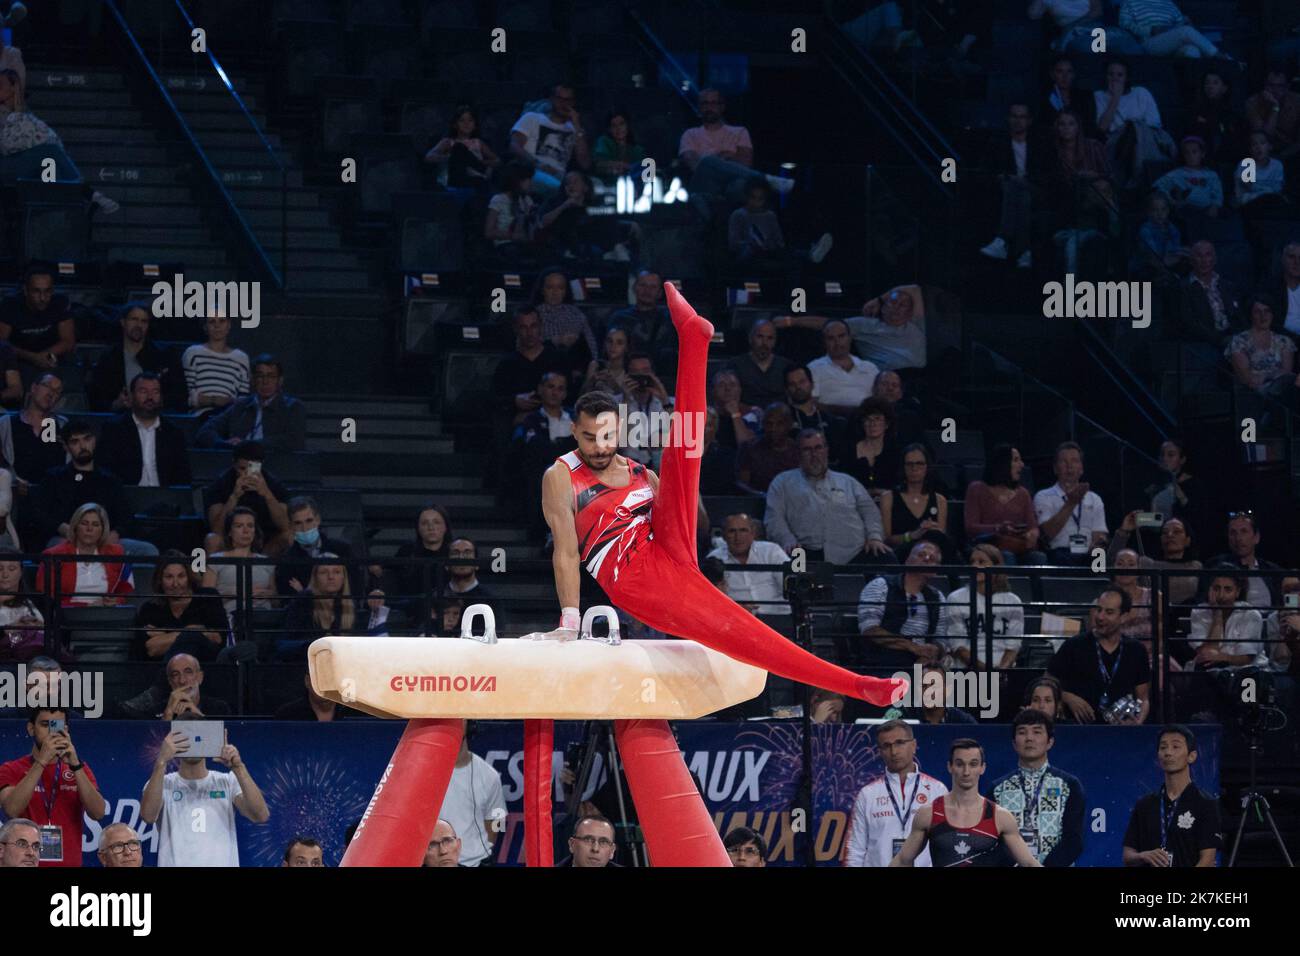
[706,513,790,616]
[808,319,880,417]
[1033,441,1109,566]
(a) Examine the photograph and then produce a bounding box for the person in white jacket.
[1187,573,1263,669]
[842,719,947,867]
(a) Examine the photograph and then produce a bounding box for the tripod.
[565,720,647,867]
[1227,728,1294,867]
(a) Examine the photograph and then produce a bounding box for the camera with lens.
[783,566,834,605]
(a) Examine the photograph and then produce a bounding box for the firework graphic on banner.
[732,723,882,815]
[243,757,374,866]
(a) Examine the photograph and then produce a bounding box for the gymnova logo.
[151,273,260,328]
[1042,274,1151,329]
[49,887,151,936]
[888,663,1000,720]
[389,674,498,692]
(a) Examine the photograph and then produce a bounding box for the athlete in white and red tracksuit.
[842,764,948,867]
[539,282,906,706]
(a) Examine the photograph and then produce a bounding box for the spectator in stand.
[879,443,949,561]
[1225,293,1296,401]
[1277,243,1300,339]
[1039,55,1100,139]
[1187,572,1262,669]
[436,720,507,867]
[0,707,106,867]
[727,180,832,271]
[736,402,799,495]
[698,406,738,496]
[622,353,672,470]
[86,302,185,412]
[606,271,672,364]
[706,513,790,617]
[782,364,845,455]
[98,372,192,487]
[733,318,791,408]
[515,371,576,534]
[1180,241,1241,350]
[808,320,879,418]
[182,312,250,415]
[1236,131,1288,224]
[1153,136,1223,217]
[0,372,66,483]
[1245,70,1300,162]
[278,557,360,661]
[1053,174,1121,275]
[119,652,232,720]
[281,836,325,867]
[857,541,947,669]
[196,353,306,452]
[1028,1,1112,56]
[484,162,541,258]
[385,503,452,607]
[202,442,293,557]
[97,823,144,868]
[275,495,364,599]
[871,370,925,444]
[142,722,270,867]
[531,269,598,379]
[444,538,493,604]
[941,544,1024,670]
[493,305,567,434]
[0,466,16,551]
[1122,725,1220,868]
[678,88,794,210]
[26,419,148,554]
[1110,549,1153,649]
[1045,112,1114,238]
[1025,675,1070,723]
[592,109,646,182]
[1118,0,1224,59]
[35,503,134,607]
[0,818,37,866]
[275,669,353,721]
[199,507,276,621]
[1264,576,1300,672]
[989,709,1087,867]
[710,368,759,449]
[423,105,500,194]
[537,169,635,262]
[131,553,228,663]
[559,815,620,867]
[0,552,46,661]
[1189,70,1246,167]
[1134,191,1187,278]
[0,264,76,378]
[1207,511,1283,609]
[1034,441,1109,565]
[765,428,891,565]
[1109,513,1202,605]
[509,83,591,199]
[1147,438,1210,544]
[841,397,902,500]
[1047,587,1151,724]
[978,103,1045,270]
[581,326,631,397]
[0,337,18,407]
[424,820,463,867]
[1095,59,1174,190]
[725,826,768,867]
[776,284,927,375]
[0,34,24,89]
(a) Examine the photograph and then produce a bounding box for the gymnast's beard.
[583,450,616,471]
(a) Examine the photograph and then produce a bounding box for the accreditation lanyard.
[1159,789,1182,850]
[40,759,60,823]
[1096,641,1123,702]
[1062,489,1084,529]
[887,768,921,832]
[1018,767,1048,827]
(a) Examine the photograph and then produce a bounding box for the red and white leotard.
[558,450,654,583]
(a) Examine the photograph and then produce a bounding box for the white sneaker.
[91,190,120,214]
[765,173,795,195]
[979,237,1008,260]
[809,232,833,263]
[1016,249,1032,269]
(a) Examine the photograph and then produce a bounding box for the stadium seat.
[60,605,140,664]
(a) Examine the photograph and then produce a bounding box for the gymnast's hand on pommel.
[531,462,584,642]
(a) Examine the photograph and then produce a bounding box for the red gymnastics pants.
[593,283,905,708]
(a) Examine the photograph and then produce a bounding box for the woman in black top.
[879,443,952,562]
[278,557,361,662]
[842,397,902,498]
[389,503,452,606]
[132,551,229,662]
[424,105,500,191]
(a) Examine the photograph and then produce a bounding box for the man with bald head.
[97,823,144,868]
[733,318,792,407]
[807,319,879,417]
[1180,240,1242,347]
[706,513,791,617]
[423,819,462,867]
[119,653,232,719]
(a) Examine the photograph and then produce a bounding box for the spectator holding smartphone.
[141,720,270,867]
[0,707,105,867]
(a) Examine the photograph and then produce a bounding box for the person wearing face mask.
[274,496,365,599]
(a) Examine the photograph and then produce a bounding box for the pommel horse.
[308,604,767,867]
